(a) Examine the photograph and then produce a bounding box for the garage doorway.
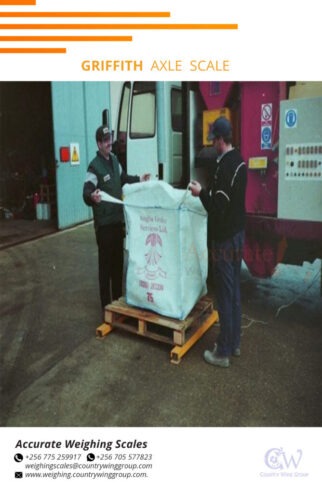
[0,82,57,249]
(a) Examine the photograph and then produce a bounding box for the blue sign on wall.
[261,125,272,149]
[285,109,298,128]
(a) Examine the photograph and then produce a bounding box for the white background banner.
[0,427,320,491]
[0,1,321,491]
[0,0,320,80]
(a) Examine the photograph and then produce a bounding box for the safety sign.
[70,143,80,165]
[261,125,272,150]
[261,103,272,123]
[285,109,298,128]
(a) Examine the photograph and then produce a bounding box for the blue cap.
[208,116,232,141]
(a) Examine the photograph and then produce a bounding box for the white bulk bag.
[123,181,208,320]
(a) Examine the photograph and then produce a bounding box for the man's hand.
[140,173,151,182]
[189,180,202,197]
[91,189,101,204]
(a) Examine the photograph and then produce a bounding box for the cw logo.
[264,448,303,470]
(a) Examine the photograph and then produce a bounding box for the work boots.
[203,343,241,368]
[203,344,230,368]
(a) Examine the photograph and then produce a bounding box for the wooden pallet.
[96,296,219,364]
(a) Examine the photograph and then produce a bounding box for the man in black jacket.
[190,116,247,368]
[83,124,150,310]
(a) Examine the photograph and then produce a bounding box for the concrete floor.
[0,217,56,250]
[0,222,322,427]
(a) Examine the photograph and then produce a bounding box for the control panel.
[278,97,322,222]
[285,143,322,181]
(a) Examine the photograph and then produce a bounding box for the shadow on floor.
[0,218,57,250]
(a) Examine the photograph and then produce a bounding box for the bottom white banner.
[0,427,320,492]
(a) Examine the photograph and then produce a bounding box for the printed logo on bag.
[136,233,167,281]
[103,174,111,182]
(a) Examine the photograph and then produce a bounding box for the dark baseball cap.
[96,125,111,142]
[208,116,232,140]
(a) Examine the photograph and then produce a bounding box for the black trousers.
[96,223,124,308]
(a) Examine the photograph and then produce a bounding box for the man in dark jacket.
[189,116,247,368]
[83,124,150,309]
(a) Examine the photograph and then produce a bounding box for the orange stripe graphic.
[0,36,132,41]
[0,47,66,53]
[0,11,237,55]
[0,23,238,30]
[0,1,36,4]
[0,11,171,18]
